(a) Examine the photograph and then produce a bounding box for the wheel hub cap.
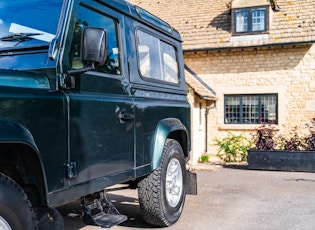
[165,158,183,208]
[0,216,11,230]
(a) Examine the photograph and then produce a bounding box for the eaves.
[183,40,315,54]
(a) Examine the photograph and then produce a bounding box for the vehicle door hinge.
[65,162,77,179]
[59,74,75,89]
[59,74,67,89]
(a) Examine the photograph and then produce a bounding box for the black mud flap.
[186,170,197,195]
[81,191,127,228]
[35,207,64,230]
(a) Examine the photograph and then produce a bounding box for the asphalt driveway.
[59,164,315,230]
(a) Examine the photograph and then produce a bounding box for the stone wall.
[185,44,315,157]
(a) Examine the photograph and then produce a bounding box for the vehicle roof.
[97,0,182,42]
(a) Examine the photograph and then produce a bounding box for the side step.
[81,191,127,228]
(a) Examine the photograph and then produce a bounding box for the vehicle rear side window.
[137,30,179,84]
[69,5,121,75]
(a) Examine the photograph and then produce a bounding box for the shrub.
[278,126,303,151]
[253,125,278,150]
[252,118,315,151]
[302,118,315,151]
[215,132,252,162]
[199,152,209,163]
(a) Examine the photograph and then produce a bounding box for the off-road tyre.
[138,138,186,226]
[0,172,37,230]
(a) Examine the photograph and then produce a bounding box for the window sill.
[230,34,269,42]
[219,124,279,131]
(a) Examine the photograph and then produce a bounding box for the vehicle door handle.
[117,113,135,121]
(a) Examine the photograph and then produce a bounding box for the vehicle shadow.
[58,188,155,229]
[107,192,155,228]
[222,163,249,170]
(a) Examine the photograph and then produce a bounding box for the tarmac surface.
[59,163,315,230]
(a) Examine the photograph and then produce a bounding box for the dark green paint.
[0,0,190,208]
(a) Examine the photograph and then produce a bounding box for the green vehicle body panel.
[0,119,39,147]
[151,118,189,170]
[0,0,191,208]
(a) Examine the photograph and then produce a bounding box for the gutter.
[183,40,315,54]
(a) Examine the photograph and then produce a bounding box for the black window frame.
[135,28,180,85]
[224,94,278,125]
[232,6,269,35]
[68,3,122,76]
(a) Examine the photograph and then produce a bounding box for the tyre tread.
[138,139,184,226]
[0,173,37,230]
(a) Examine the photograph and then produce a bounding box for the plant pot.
[247,149,315,172]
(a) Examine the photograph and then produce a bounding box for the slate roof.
[128,0,315,51]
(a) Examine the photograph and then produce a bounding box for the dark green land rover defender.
[0,0,196,229]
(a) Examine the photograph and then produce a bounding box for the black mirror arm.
[63,63,95,89]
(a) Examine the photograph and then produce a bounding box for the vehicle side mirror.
[64,27,107,89]
[81,27,107,67]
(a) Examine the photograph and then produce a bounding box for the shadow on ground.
[222,164,249,170]
[57,187,154,229]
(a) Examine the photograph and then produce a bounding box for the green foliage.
[199,152,209,163]
[215,132,253,162]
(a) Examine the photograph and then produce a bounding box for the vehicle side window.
[137,30,179,84]
[69,5,121,75]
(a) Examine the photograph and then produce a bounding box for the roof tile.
[128,0,315,50]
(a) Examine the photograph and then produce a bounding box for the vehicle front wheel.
[138,139,186,226]
[0,173,36,230]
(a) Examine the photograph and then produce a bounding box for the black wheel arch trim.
[0,119,48,206]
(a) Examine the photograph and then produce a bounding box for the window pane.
[137,30,179,84]
[261,95,277,124]
[242,96,259,123]
[252,9,266,31]
[225,96,240,123]
[69,6,121,75]
[161,41,179,83]
[235,11,248,33]
[137,30,162,80]
[137,31,152,78]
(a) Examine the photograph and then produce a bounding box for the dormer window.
[231,0,270,36]
[233,6,268,35]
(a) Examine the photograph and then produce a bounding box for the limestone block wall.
[185,44,315,158]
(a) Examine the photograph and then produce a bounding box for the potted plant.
[247,118,315,172]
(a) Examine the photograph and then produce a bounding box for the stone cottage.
[129,0,315,165]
